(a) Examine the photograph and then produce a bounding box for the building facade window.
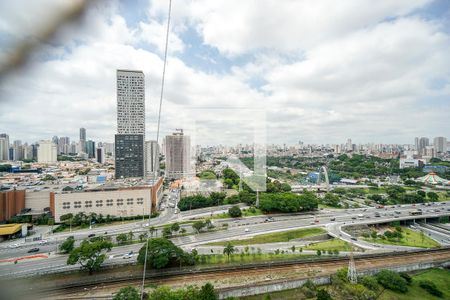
[74,201,82,208]
[85,200,92,208]
[106,199,113,206]
[117,198,124,206]
[127,198,134,205]
[62,202,70,209]
[137,197,143,204]
[96,200,103,207]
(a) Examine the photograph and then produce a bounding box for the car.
[104,231,108,235]
[39,240,48,245]
[351,217,357,220]
[27,248,40,253]
[264,217,275,222]
[314,219,320,223]
[244,228,250,232]
[123,251,134,259]
[330,217,336,221]
[88,233,96,238]
[351,237,357,241]
[8,243,19,248]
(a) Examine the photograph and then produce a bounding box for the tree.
[228,205,242,218]
[139,232,148,242]
[137,238,194,269]
[376,270,408,293]
[149,226,156,237]
[291,245,296,253]
[199,282,218,300]
[223,242,235,262]
[67,239,113,275]
[316,249,322,256]
[59,236,75,253]
[113,286,140,300]
[171,222,180,233]
[427,191,439,202]
[116,233,128,245]
[127,231,134,241]
[316,289,332,300]
[418,280,443,297]
[162,226,172,238]
[192,220,206,233]
[360,276,379,291]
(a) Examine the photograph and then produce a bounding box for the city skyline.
[0,1,449,145]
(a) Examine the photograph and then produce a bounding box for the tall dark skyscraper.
[115,69,145,178]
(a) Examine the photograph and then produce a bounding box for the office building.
[79,128,86,154]
[115,70,145,178]
[96,147,105,164]
[434,137,447,153]
[414,137,419,151]
[12,140,23,161]
[144,140,159,177]
[0,134,9,161]
[165,130,191,179]
[86,140,96,158]
[37,140,57,163]
[58,137,70,154]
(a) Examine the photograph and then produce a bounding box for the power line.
[141,0,172,298]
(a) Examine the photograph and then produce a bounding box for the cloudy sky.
[0,0,449,146]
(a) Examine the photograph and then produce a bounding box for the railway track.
[27,247,450,299]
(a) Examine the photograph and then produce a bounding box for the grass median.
[206,227,326,246]
[304,238,353,251]
[363,227,440,248]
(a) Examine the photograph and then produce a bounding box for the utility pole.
[347,246,357,284]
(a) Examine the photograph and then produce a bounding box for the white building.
[37,140,57,163]
[116,70,145,135]
[399,158,425,169]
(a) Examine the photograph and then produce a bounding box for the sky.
[0,0,449,146]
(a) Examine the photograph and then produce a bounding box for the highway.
[0,201,449,278]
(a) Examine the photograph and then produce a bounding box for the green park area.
[206,228,326,246]
[240,268,450,300]
[380,269,450,300]
[363,227,440,248]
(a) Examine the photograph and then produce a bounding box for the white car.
[8,243,19,248]
[39,240,48,245]
[245,228,250,232]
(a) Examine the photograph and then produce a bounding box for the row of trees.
[177,192,227,211]
[259,191,318,213]
[367,186,440,205]
[113,283,217,300]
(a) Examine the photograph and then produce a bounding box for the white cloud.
[0,0,449,145]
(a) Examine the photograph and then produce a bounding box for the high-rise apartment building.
[165,130,191,179]
[0,134,9,161]
[115,70,145,178]
[37,140,57,163]
[433,137,447,153]
[58,137,70,154]
[418,137,429,155]
[144,140,159,177]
